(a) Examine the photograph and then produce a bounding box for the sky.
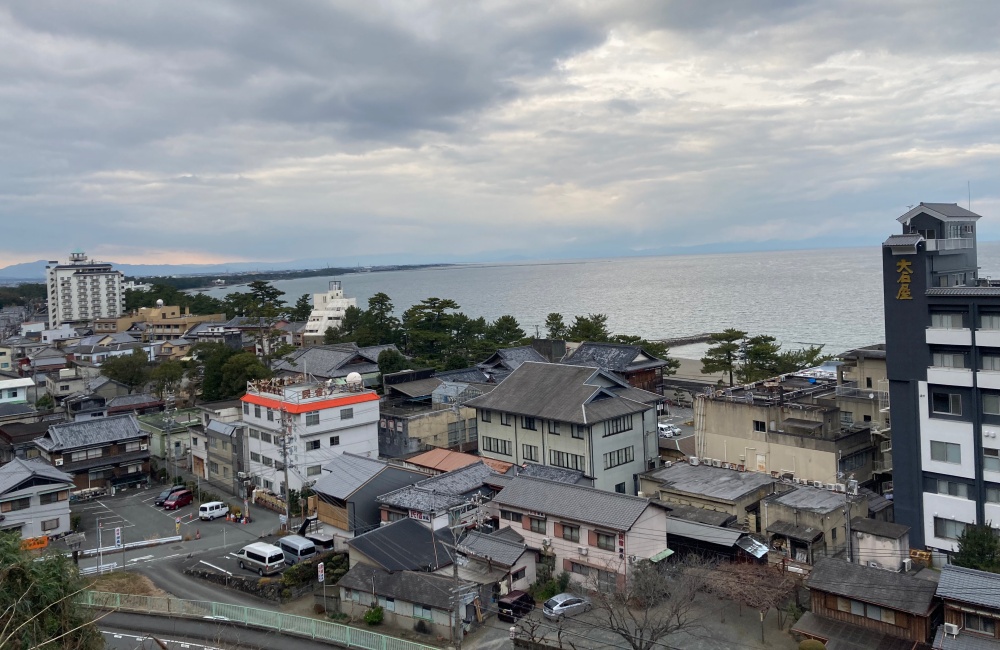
[3,1,1000,267]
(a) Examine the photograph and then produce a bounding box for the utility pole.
[843,474,857,564]
[450,519,466,650]
[280,408,292,532]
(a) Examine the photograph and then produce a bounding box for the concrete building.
[760,483,867,566]
[880,202,998,561]
[849,518,910,572]
[302,281,357,346]
[0,458,75,539]
[94,304,225,341]
[45,251,124,329]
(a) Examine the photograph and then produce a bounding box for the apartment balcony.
[880,439,892,453]
[925,237,973,252]
[926,366,974,388]
[874,456,892,473]
[835,382,889,402]
[978,330,1000,348]
[979,370,1000,391]
[926,327,972,346]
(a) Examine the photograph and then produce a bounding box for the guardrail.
[78,591,440,650]
[81,535,182,557]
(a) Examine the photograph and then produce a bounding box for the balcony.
[978,330,1000,348]
[979,371,1000,391]
[927,366,974,387]
[880,439,892,453]
[874,457,892,473]
[835,383,888,402]
[926,328,972,346]
[925,238,973,252]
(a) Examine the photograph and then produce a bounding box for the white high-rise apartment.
[303,280,357,343]
[45,252,124,329]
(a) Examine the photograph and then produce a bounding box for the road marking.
[128,555,154,563]
[113,635,122,639]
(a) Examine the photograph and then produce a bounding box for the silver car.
[543,593,591,620]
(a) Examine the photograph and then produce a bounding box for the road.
[100,613,336,650]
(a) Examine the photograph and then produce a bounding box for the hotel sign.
[896,259,913,300]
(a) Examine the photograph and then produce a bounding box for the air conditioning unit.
[688,456,699,466]
[711,459,721,468]
[54,458,63,466]
[139,443,148,451]
[637,491,645,498]
[811,481,823,488]
[868,561,881,569]
[578,546,588,556]
[826,483,836,491]
[541,537,552,546]
[902,558,912,572]
[835,483,846,493]
[944,623,959,637]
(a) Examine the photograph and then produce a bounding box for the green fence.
[78,591,441,650]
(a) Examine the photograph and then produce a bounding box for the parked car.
[154,485,187,506]
[235,542,285,576]
[498,590,535,622]
[199,501,230,520]
[162,489,193,510]
[657,422,681,438]
[543,593,591,621]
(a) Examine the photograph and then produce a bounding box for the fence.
[78,591,441,650]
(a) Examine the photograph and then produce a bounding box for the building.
[240,376,379,495]
[94,304,226,342]
[272,343,400,387]
[45,251,124,329]
[491,475,670,590]
[793,558,938,648]
[137,409,201,477]
[881,202,999,561]
[467,362,661,494]
[302,281,357,346]
[935,564,1000,648]
[399,447,513,476]
[761,483,867,567]
[376,461,504,531]
[849,517,910,572]
[0,458,75,539]
[0,422,49,464]
[476,346,548,382]
[561,341,673,395]
[33,414,150,490]
[348,517,454,571]
[456,528,536,594]
[0,377,34,404]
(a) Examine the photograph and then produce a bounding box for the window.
[562,524,580,542]
[983,314,1000,331]
[988,485,1000,503]
[306,465,322,476]
[262,479,273,490]
[250,452,261,462]
[249,429,259,439]
[573,425,587,440]
[266,408,274,421]
[262,456,274,467]
[604,415,633,437]
[932,392,962,416]
[934,517,968,540]
[480,410,491,423]
[985,356,1000,372]
[930,441,961,464]
[222,440,230,452]
[604,446,635,469]
[548,421,560,435]
[377,596,396,612]
[500,509,521,522]
[254,405,261,418]
[192,438,199,447]
[965,613,996,635]
[570,562,589,576]
[521,416,537,431]
[483,436,512,456]
[753,420,766,433]
[306,440,320,451]
[340,408,353,420]
[865,377,873,389]
[986,448,1000,473]
[595,531,615,551]
[549,450,585,471]
[330,436,340,446]
[41,518,59,532]
[529,518,546,534]
[0,497,30,512]
[305,411,319,426]
[523,444,538,462]
[931,312,964,329]
[500,412,512,426]
[615,482,626,493]
[210,438,219,449]
[243,402,250,415]
[260,432,272,443]
[512,567,526,582]
[926,478,969,498]
[414,605,433,621]
[932,352,965,368]
[39,491,66,505]
[223,467,229,478]
[596,569,617,591]
[447,420,465,447]
[209,461,219,474]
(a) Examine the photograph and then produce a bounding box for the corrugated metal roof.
[666,518,742,547]
[313,453,387,499]
[493,475,650,531]
[458,530,527,567]
[926,287,1000,296]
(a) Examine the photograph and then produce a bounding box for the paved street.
[100,613,336,650]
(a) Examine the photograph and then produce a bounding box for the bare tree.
[585,557,711,650]
[704,561,797,643]
[514,615,578,650]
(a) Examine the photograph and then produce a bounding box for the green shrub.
[799,640,826,650]
[364,605,384,626]
[556,571,570,592]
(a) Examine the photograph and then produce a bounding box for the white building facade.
[240,377,379,495]
[0,458,75,540]
[303,281,357,342]
[45,252,124,329]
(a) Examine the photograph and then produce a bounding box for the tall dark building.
[882,202,997,562]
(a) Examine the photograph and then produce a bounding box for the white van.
[235,543,285,576]
[199,501,230,521]
[278,535,317,565]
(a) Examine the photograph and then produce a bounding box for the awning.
[781,418,823,430]
[649,548,675,563]
[766,520,823,543]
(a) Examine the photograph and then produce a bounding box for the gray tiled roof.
[337,564,464,610]
[377,486,465,512]
[882,233,924,247]
[0,457,74,495]
[458,530,527,567]
[933,624,1000,650]
[478,346,547,372]
[38,414,143,451]
[492,527,525,543]
[272,343,399,379]
[926,287,1000,297]
[107,393,162,408]
[808,558,937,615]
[314,454,387,499]
[561,342,668,373]
[417,462,498,495]
[464,362,653,425]
[0,403,35,417]
[510,463,593,485]
[920,202,981,218]
[348,518,453,571]
[937,564,1000,609]
[493,475,650,531]
[377,462,500,511]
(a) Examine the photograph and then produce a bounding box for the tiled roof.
[314,454,388,499]
[808,558,937,615]
[511,463,592,485]
[561,342,668,373]
[493,475,650,531]
[387,378,442,399]
[478,346,547,372]
[0,403,35,417]
[377,462,499,512]
[433,367,492,383]
[937,564,1000,609]
[919,202,980,218]
[107,393,162,409]
[406,448,511,474]
[272,343,399,379]
[337,564,464,610]
[348,518,453,571]
[38,414,143,452]
[882,233,924,247]
[458,529,527,567]
[0,457,74,495]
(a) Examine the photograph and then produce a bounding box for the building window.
[483,436,512,456]
[982,314,1000,331]
[604,415,633,437]
[41,518,59,532]
[262,479,273,490]
[932,352,965,368]
[306,440,320,451]
[262,456,273,467]
[254,405,261,418]
[500,509,521,522]
[377,596,395,612]
[987,485,1000,503]
[549,450,585,471]
[39,491,67,505]
[250,452,261,462]
[865,377,873,388]
[414,605,433,621]
[523,444,538,462]
[209,461,219,474]
[931,312,964,329]
[753,420,766,433]
[249,429,259,439]
[984,356,1000,372]
[930,441,961,464]
[266,408,274,421]
[615,482,626,493]
[223,467,229,478]
[926,478,969,499]
[931,392,962,416]
[562,524,580,542]
[521,416,537,431]
[965,613,996,635]
[573,425,587,440]
[985,448,1000,473]
[0,497,30,512]
[548,421,560,435]
[192,438,199,447]
[986,395,1000,416]
[511,567,526,582]
[305,411,319,426]
[447,420,465,447]
[570,562,589,576]
[595,531,615,551]
[307,465,322,476]
[260,432,272,443]
[341,408,354,420]
[500,412,512,426]
[529,518,546,534]
[934,517,968,540]
[330,436,340,446]
[480,410,491,423]
[604,446,635,470]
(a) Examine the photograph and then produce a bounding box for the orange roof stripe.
[241,391,378,414]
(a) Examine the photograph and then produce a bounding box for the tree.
[219,352,271,398]
[150,360,185,398]
[737,335,782,384]
[35,394,55,410]
[377,349,409,377]
[365,292,403,346]
[567,314,611,342]
[100,349,151,394]
[545,312,567,339]
[191,343,239,402]
[705,562,797,644]
[402,298,461,362]
[0,531,104,650]
[587,558,709,650]
[701,329,746,386]
[953,524,1000,573]
[488,315,526,348]
[290,293,313,321]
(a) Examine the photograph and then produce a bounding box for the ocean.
[194,242,1000,360]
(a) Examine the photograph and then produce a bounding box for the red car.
[162,489,193,510]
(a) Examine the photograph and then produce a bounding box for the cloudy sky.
[3,1,1000,267]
